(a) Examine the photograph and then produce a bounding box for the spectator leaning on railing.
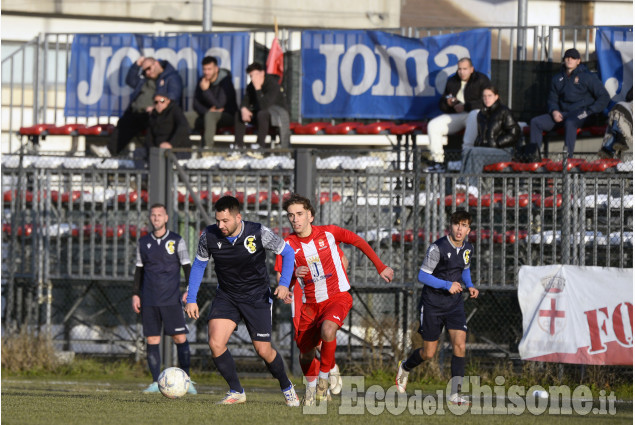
[529,48,610,158]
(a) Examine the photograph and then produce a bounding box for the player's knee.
[208,339,226,356]
[172,334,186,344]
[453,343,466,357]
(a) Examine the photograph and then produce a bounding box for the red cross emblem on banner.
[539,298,566,335]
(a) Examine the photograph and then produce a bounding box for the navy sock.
[451,355,466,394]
[403,348,424,372]
[176,341,191,377]
[146,343,161,382]
[213,349,243,393]
[265,352,292,390]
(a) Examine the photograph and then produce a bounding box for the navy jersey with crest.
[420,235,473,308]
[136,230,190,306]
[195,221,286,303]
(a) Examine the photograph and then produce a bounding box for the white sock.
[318,371,329,380]
[307,379,317,389]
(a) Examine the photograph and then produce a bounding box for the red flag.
[266,37,284,83]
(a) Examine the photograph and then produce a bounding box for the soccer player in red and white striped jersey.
[275,194,393,405]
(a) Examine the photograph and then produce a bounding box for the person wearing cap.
[529,48,610,158]
[234,62,290,150]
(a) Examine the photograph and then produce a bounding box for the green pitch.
[2,377,632,425]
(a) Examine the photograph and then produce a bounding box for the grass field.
[2,375,632,425]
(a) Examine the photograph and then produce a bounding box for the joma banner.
[518,265,633,365]
[301,29,491,120]
[65,32,249,117]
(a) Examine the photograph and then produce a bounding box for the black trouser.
[108,108,150,155]
[234,109,271,149]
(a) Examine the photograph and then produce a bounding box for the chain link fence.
[1,147,632,374]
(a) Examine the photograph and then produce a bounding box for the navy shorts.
[142,304,188,337]
[207,291,273,342]
[418,299,467,341]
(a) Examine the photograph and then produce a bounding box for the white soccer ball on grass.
[158,367,191,399]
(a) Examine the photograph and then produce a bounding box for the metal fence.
[2,147,632,373]
[3,25,630,153]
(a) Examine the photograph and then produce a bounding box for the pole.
[517,0,528,60]
[203,0,212,32]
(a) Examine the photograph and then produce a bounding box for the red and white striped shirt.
[275,225,388,304]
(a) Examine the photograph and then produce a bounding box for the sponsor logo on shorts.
[174,327,186,331]
[244,235,257,254]
[166,240,175,255]
[333,315,341,321]
[256,333,270,337]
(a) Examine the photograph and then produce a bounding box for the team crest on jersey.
[217,242,222,249]
[244,235,257,254]
[165,240,175,255]
[147,243,151,249]
[317,239,327,250]
[463,249,471,265]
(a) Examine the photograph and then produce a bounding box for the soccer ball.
[157,367,191,399]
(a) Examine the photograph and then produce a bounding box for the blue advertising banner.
[595,27,633,104]
[301,29,491,120]
[65,32,249,117]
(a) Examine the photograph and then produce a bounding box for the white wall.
[446,0,520,26]
[594,3,633,25]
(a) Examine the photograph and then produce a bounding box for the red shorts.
[295,291,353,354]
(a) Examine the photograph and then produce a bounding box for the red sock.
[319,339,337,374]
[300,356,320,382]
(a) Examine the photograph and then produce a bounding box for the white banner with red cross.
[518,265,633,365]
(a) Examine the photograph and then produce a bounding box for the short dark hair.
[214,195,241,215]
[202,56,218,66]
[450,210,472,226]
[283,193,315,217]
[150,203,167,213]
[246,62,264,73]
[458,57,473,67]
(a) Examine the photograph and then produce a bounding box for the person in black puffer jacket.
[145,94,192,159]
[460,85,520,192]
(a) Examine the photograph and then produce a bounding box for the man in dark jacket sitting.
[234,62,290,149]
[103,57,183,157]
[191,56,237,149]
[529,48,610,158]
[145,94,191,155]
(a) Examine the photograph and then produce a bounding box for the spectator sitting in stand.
[145,94,191,158]
[188,56,237,149]
[426,57,490,171]
[459,85,520,195]
[92,56,183,158]
[529,48,610,158]
[599,87,633,159]
[235,62,290,150]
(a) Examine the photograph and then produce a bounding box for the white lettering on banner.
[518,265,633,365]
[311,43,469,105]
[77,47,112,104]
[312,44,346,104]
[604,40,633,101]
[77,46,232,105]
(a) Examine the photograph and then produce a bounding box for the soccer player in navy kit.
[133,204,196,394]
[395,210,478,405]
[184,196,299,406]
